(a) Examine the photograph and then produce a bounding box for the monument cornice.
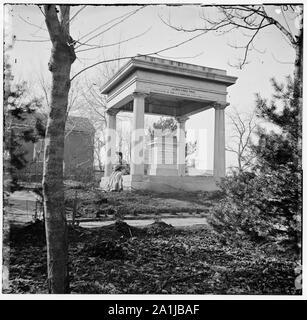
[101,56,237,95]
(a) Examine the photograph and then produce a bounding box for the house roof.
[65,116,95,133]
[11,113,95,134]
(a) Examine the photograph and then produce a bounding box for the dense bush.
[209,168,301,251]
[4,52,45,192]
[209,77,302,256]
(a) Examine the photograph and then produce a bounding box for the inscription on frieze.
[169,87,196,96]
[151,86,195,97]
[150,85,212,100]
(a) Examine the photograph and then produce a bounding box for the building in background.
[13,114,95,183]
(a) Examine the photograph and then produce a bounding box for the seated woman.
[106,152,125,192]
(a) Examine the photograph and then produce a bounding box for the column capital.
[107,108,119,116]
[175,115,189,124]
[213,102,229,110]
[132,91,148,99]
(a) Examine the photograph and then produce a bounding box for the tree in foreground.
[42,5,76,293]
[40,4,202,293]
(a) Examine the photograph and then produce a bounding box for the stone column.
[104,109,117,177]
[131,92,146,175]
[176,116,188,176]
[213,103,227,178]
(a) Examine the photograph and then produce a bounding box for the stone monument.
[100,55,237,192]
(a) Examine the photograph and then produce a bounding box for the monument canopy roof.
[101,55,237,95]
[101,56,237,117]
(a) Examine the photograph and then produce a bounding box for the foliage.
[4,58,45,192]
[252,77,301,172]
[149,116,178,135]
[209,77,302,255]
[209,169,301,251]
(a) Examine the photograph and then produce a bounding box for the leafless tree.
[79,54,132,170]
[14,3,302,294]
[37,72,83,121]
[161,4,303,175]
[226,109,257,172]
[161,5,303,94]
[9,4,220,293]
[79,77,107,170]
[42,5,75,293]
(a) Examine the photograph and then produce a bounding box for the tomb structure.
[100,56,237,192]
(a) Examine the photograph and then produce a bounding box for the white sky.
[5,2,299,169]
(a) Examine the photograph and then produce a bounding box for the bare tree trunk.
[294,14,303,97]
[293,13,303,171]
[43,5,75,294]
[237,154,242,173]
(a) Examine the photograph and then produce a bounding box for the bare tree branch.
[155,51,204,59]
[37,73,50,109]
[15,38,49,42]
[226,109,257,171]
[71,30,207,81]
[161,5,301,69]
[75,6,146,49]
[69,5,87,24]
[18,14,47,32]
[76,6,145,44]
[76,27,151,53]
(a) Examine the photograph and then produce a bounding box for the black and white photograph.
[1,1,304,297]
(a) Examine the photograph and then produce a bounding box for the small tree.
[209,77,302,255]
[4,55,44,191]
[12,3,215,294]
[252,77,301,173]
[226,109,257,172]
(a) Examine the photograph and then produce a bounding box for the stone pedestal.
[147,134,178,176]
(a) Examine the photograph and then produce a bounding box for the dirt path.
[5,190,209,227]
[5,191,41,224]
[80,217,208,228]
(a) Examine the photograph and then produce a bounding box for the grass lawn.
[64,186,221,220]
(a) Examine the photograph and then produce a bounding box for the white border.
[0,0,305,300]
